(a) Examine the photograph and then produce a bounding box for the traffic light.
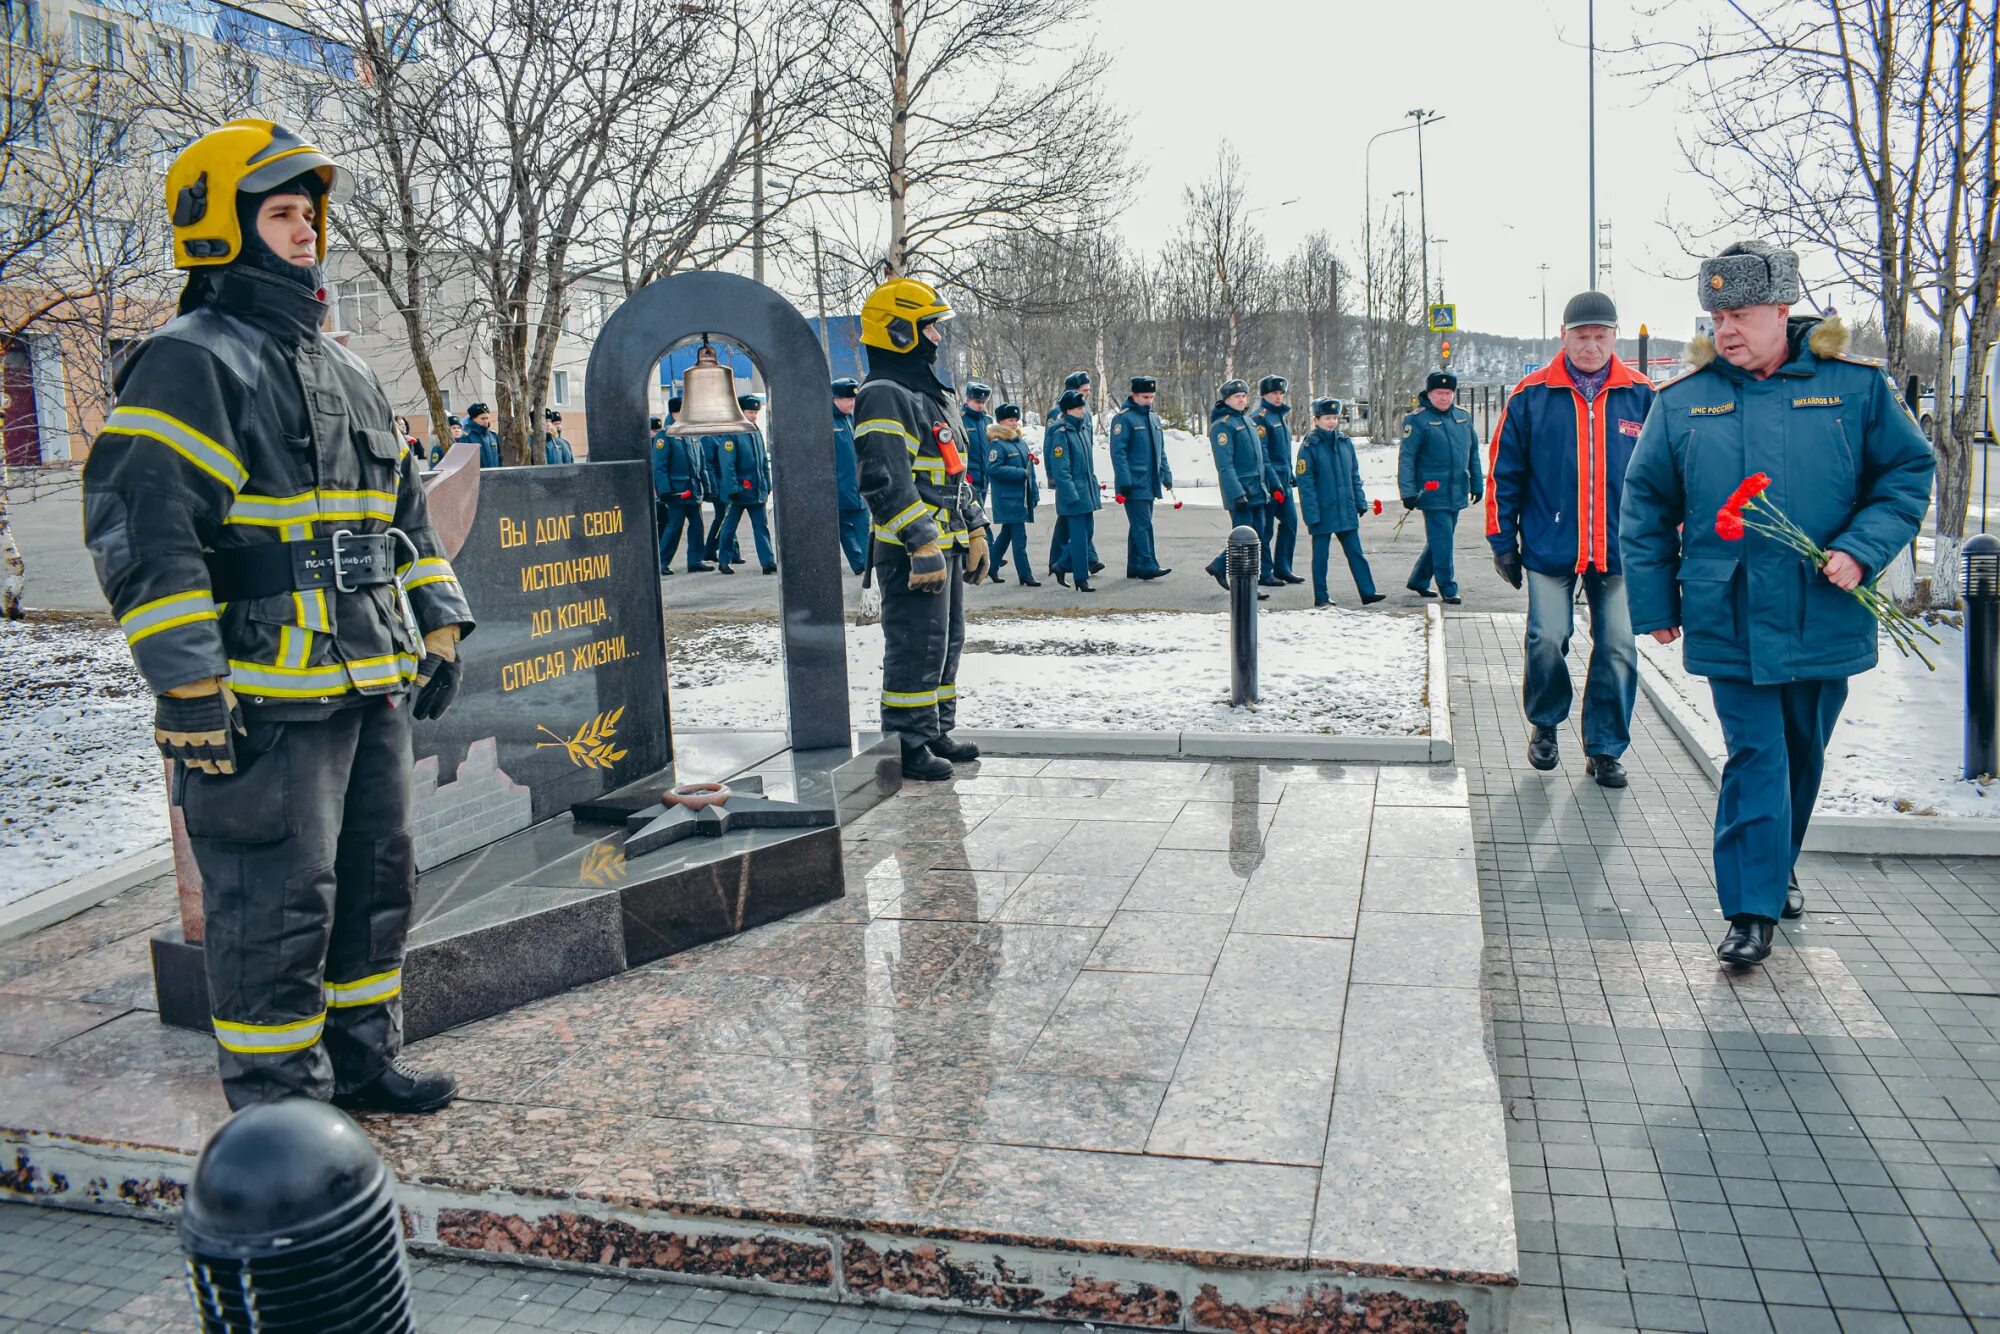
[1440,339,1453,363]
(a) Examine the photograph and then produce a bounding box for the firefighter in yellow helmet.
[81,120,474,1112]
[855,276,990,781]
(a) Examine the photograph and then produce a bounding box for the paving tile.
[0,995,124,1056]
[362,1101,641,1196]
[1085,911,1232,974]
[1348,910,1484,989]
[1031,820,1167,879]
[1019,970,1207,1080]
[990,874,1133,928]
[1146,1022,1339,1165]
[877,870,1028,923]
[1198,934,1352,1033]
[1361,856,1481,915]
[1154,800,1278,851]
[1367,804,1474,859]
[1121,848,1255,914]
[1334,983,1495,1100]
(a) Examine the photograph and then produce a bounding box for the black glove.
[908,543,949,593]
[1493,549,1524,589]
[1401,495,1418,511]
[155,687,244,775]
[413,630,464,721]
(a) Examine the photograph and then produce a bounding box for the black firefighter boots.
[1784,870,1805,919]
[332,1059,458,1115]
[901,744,954,782]
[929,734,980,764]
[1716,916,1775,967]
[1528,725,1559,771]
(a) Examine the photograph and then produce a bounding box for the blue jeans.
[657,499,707,570]
[1065,512,1096,585]
[1124,498,1160,574]
[717,501,775,569]
[1311,529,1378,604]
[993,521,1035,580]
[838,509,869,575]
[1708,677,1848,921]
[1524,569,1637,758]
[1407,509,1459,597]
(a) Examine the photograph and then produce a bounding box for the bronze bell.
[667,341,754,436]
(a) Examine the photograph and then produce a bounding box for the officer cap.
[830,377,859,397]
[1218,378,1250,399]
[667,397,682,414]
[1424,371,1457,393]
[545,409,561,423]
[1562,290,1619,329]
[965,380,991,401]
[738,393,765,410]
[1311,397,1340,417]
[995,402,1022,422]
[650,415,662,430]
[1064,370,1091,390]
[1259,375,1288,395]
[1058,389,1088,411]
[467,401,490,417]
[1130,375,1157,394]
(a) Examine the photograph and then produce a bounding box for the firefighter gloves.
[908,541,949,593]
[156,680,245,775]
[412,626,463,721]
[964,530,990,585]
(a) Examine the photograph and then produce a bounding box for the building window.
[153,128,192,174]
[88,218,138,267]
[551,371,570,406]
[5,94,45,149]
[1,0,38,46]
[0,204,49,259]
[332,276,382,332]
[146,36,189,88]
[71,13,122,69]
[220,60,260,115]
[82,114,127,164]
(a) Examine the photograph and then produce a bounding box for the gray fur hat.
[1699,241,1801,311]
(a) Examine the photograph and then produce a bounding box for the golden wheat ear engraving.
[579,843,628,887]
[535,706,628,769]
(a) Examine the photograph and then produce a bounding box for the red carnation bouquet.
[1393,480,1441,537]
[1715,473,1938,668]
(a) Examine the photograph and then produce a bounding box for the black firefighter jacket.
[854,370,987,557]
[83,268,474,716]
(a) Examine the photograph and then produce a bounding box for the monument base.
[152,732,900,1041]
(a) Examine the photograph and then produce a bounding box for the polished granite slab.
[7,754,1514,1332]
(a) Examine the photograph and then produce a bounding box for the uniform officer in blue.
[960,381,1002,581]
[1047,388,1102,592]
[1110,375,1173,580]
[653,400,710,575]
[832,378,868,574]
[1296,398,1385,608]
[541,410,574,463]
[458,402,500,468]
[984,403,1042,585]
[1399,370,1483,603]
[1253,375,1304,586]
[1203,379,1271,599]
[714,393,776,574]
[700,425,739,567]
[1623,242,1932,967]
[1045,371,1100,579]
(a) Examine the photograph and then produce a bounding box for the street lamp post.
[1430,237,1448,303]
[1407,108,1440,315]
[1587,0,1597,287]
[1537,262,1551,344]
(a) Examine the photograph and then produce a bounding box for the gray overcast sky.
[1076,0,1733,346]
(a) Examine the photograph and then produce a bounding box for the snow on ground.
[1,616,168,906]
[1645,618,1986,819]
[670,609,1430,737]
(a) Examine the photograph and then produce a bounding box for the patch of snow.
[670,609,1430,737]
[1646,619,1987,819]
[1,616,169,906]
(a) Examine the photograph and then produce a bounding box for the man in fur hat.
[1621,241,1933,968]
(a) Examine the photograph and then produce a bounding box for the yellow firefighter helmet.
[165,119,344,269]
[859,276,953,353]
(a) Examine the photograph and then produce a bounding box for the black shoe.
[988,571,1006,583]
[1257,591,1270,601]
[687,563,714,573]
[1020,578,1044,587]
[928,734,980,764]
[332,1059,458,1115]
[1075,581,1098,593]
[1152,568,1171,578]
[900,746,955,782]
[1055,569,1070,588]
[1279,573,1306,585]
[1441,594,1463,605]
[1314,599,1334,608]
[1209,566,1229,592]
[1528,724,1559,771]
[1361,593,1388,605]
[1585,755,1628,788]
[1258,577,1286,588]
[1407,583,1437,598]
[660,566,672,576]
[1784,871,1805,919]
[762,565,778,575]
[716,563,735,575]
[1716,916,1775,967]
[1089,561,1105,575]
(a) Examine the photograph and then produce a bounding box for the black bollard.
[180,1099,415,1333]
[1227,523,1260,706]
[1965,533,2000,780]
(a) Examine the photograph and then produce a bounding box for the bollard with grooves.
[180,1098,416,1333]
[1227,523,1260,706]
[1965,533,2000,780]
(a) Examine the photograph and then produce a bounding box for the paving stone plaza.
[4,609,1998,1332]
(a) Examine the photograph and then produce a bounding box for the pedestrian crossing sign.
[1428,304,1458,333]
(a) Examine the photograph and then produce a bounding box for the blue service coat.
[458,421,500,469]
[1253,402,1296,498]
[1620,316,1935,685]
[699,435,727,497]
[542,433,574,464]
[960,405,990,493]
[1047,413,1101,517]
[984,425,1040,524]
[651,429,703,498]
[1295,428,1367,535]
[717,427,772,504]
[1398,404,1482,510]
[1487,356,1656,576]
[1208,402,1264,506]
[833,409,864,512]
[1110,399,1173,499]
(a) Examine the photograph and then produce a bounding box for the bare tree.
[1361,202,1428,436]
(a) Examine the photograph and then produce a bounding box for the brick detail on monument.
[412,737,534,871]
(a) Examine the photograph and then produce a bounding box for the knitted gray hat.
[1699,241,1801,311]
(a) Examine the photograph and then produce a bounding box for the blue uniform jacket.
[699,435,727,497]
[1253,402,1296,499]
[984,425,1039,524]
[651,430,703,499]
[717,427,772,504]
[1110,399,1173,499]
[1398,404,1483,510]
[1047,414,1101,517]
[960,406,990,494]
[833,409,864,512]
[458,422,500,469]
[1208,401,1264,506]
[1620,316,1935,685]
[1295,428,1367,535]
[542,434,574,464]
[1487,355,1656,576]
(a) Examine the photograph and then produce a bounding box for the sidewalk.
[1454,611,2000,1332]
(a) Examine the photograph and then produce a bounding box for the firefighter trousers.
[180,696,416,1110]
[877,546,965,746]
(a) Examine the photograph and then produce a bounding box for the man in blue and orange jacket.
[1487,290,1655,788]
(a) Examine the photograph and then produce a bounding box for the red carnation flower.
[1424,480,1440,491]
[1716,509,1745,541]
[1372,499,1383,515]
[1723,473,1772,514]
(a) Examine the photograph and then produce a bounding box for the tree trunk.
[0,484,23,619]
[886,0,910,277]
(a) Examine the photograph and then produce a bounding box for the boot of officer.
[82,120,473,1113]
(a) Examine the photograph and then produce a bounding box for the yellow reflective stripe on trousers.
[119,590,217,645]
[213,1011,325,1055]
[883,687,939,708]
[856,418,921,454]
[400,556,458,591]
[936,683,958,701]
[105,406,247,492]
[325,968,401,1008]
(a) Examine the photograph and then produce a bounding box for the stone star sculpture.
[617,776,835,859]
